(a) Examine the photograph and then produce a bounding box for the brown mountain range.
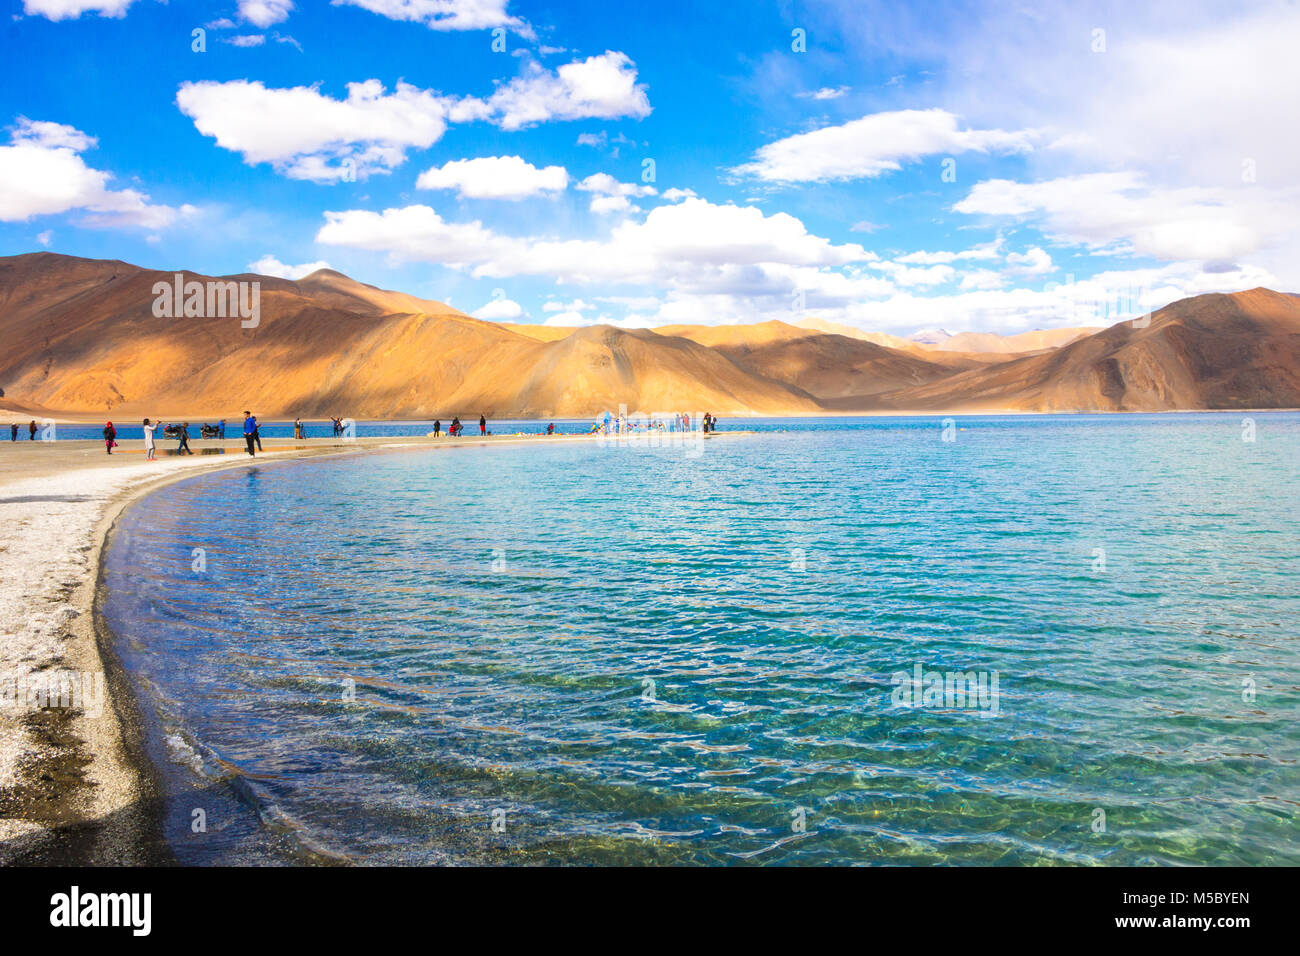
[0,252,1296,419]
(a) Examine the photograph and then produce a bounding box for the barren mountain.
[1,253,1296,420]
[789,315,918,352]
[932,327,1100,354]
[0,253,817,419]
[707,332,976,402]
[876,289,1300,411]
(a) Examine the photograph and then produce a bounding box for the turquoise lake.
[102,414,1300,865]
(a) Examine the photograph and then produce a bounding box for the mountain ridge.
[1,253,1297,419]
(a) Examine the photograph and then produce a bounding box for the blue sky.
[2,0,1296,335]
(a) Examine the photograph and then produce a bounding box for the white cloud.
[1005,246,1053,276]
[22,0,135,19]
[249,255,332,279]
[0,118,193,228]
[954,173,1273,262]
[801,86,849,100]
[316,197,872,291]
[896,239,1001,265]
[176,52,647,184]
[333,0,524,32]
[542,311,587,326]
[735,108,1034,183]
[471,296,523,319]
[870,261,955,287]
[957,269,1005,291]
[239,0,293,27]
[661,187,696,202]
[542,298,593,313]
[822,259,1278,336]
[36,230,53,247]
[317,204,511,265]
[576,172,656,214]
[176,79,449,183]
[225,34,267,47]
[447,52,651,131]
[416,155,567,200]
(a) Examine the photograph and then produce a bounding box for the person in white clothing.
[142,417,157,461]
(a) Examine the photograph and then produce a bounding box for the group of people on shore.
[432,415,487,437]
[595,411,721,434]
[131,419,212,458]
[9,410,717,455]
[7,422,38,441]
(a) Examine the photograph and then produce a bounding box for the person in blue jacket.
[243,410,258,456]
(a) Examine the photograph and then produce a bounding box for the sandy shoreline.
[0,430,739,865]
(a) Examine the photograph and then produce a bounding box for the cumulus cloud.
[22,0,135,19]
[249,255,332,279]
[333,0,525,32]
[735,108,1035,183]
[542,298,593,313]
[576,172,656,214]
[869,261,956,287]
[447,51,651,131]
[416,155,567,199]
[176,79,449,183]
[542,311,587,326]
[471,296,523,319]
[896,239,1001,265]
[239,0,293,27]
[1005,246,1053,276]
[958,269,1005,291]
[0,118,194,228]
[225,34,267,47]
[821,259,1277,337]
[175,53,648,183]
[316,197,872,291]
[954,173,1269,262]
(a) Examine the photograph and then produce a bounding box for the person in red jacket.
[103,421,117,454]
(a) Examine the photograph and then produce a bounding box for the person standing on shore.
[8,423,15,441]
[243,410,257,456]
[433,419,441,437]
[294,417,303,440]
[102,421,116,454]
[479,414,486,436]
[142,418,156,461]
[218,419,226,440]
[177,422,194,455]
[451,416,461,437]
[28,420,37,440]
